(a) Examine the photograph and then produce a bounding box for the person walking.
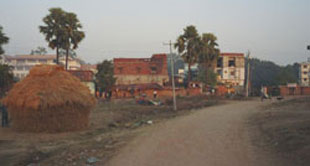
[0,102,9,127]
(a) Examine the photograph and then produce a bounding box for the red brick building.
[113,54,169,86]
[68,70,95,95]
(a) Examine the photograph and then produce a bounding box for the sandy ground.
[107,99,289,166]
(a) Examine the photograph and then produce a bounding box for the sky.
[0,0,310,65]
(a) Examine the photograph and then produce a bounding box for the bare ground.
[250,97,310,166]
[1,96,309,166]
[107,99,288,166]
[0,96,219,166]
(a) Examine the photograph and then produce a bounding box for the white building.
[3,55,82,80]
[300,61,310,86]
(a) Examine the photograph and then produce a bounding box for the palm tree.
[198,33,220,84]
[39,8,67,64]
[0,26,9,55]
[174,25,200,85]
[62,12,85,70]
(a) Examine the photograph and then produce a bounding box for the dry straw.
[2,65,96,132]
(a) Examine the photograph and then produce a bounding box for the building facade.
[3,55,82,80]
[113,54,169,86]
[300,62,310,86]
[215,53,245,87]
[68,70,96,95]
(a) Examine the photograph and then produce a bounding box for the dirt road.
[107,100,288,166]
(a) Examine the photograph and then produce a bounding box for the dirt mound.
[2,65,96,133]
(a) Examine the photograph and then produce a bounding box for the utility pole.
[164,40,177,111]
[246,51,251,97]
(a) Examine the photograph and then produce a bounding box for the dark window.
[150,67,157,74]
[304,71,308,75]
[228,58,235,67]
[217,57,223,68]
[304,65,308,69]
[230,71,235,76]
[304,78,308,81]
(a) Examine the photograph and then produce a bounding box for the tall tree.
[62,12,85,70]
[39,8,66,64]
[96,60,116,94]
[198,33,220,85]
[0,26,9,55]
[59,48,77,58]
[30,46,47,55]
[175,25,200,85]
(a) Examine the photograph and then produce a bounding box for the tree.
[0,26,9,55]
[39,8,67,64]
[30,46,47,55]
[59,48,77,58]
[175,25,200,85]
[0,27,13,97]
[196,66,217,87]
[198,33,220,85]
[62,12,85,70]
[0,64,14,97]
[96,60,116,94]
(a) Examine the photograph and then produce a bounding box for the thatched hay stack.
[2,65,96,132]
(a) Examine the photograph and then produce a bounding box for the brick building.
[113,54,169,86]
[68,70,95,95]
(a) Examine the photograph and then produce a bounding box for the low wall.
[279,86,310,96]
[111,87,202,99]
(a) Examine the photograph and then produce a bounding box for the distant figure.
[153,90,157,99]
[0,102,9,127]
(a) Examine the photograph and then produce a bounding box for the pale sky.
[0,0,309,65]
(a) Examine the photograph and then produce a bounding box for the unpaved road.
[108,100,289,166]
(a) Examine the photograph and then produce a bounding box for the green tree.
[96,60,116,93]
[39,8,67,64]
[0,26,9,55]
[196,66,217,87]
[0,27,13,97]
[0,64,14,97]
[175,25,201,85]
[30,46,47,55]
[62,12,85,70]
[198,33,220,85]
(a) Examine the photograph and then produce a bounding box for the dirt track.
[107,100,289,166]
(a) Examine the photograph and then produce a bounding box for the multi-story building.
[113,54,169,86]
[215,53,245,87]
[300,61,310,86]
[3,55,82,80]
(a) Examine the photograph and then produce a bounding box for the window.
[217,69,222,75]
[228,58,236,67]
[17,59,25,63]
[217,57,223,68]
[150,67,157,74]
[304,78,308,81]
[304,71,308,75]
[230,71,235,76]
[39,59,47,63]
[304,65,308,69]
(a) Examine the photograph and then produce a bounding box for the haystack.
[2,65,96,132]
